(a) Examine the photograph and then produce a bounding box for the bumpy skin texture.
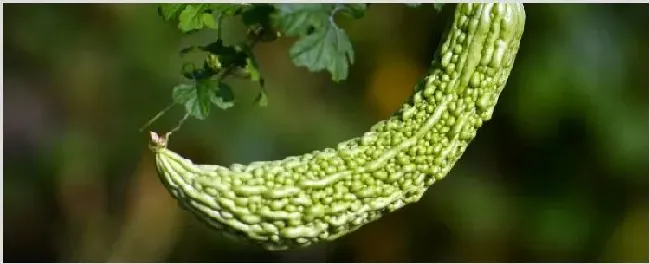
[150,3,526,251]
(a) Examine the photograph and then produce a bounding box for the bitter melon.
[149,3,526,250]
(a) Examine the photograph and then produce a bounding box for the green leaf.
[171,81,211,120]
[202,13,217,29]
[160,4,249,34]
[158,4,188,21]
[178,4,211,33]
[289,22,355,82]
[272,3,357,81]
[272,4,334,36]
[172,83,195,105]
[187,80,215,119]
[211,82,235,110]
[405,3,421,8]
[174,80,235,119]
[185,96,210,120]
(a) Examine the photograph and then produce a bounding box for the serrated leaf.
[172,83,195,105]
[289,22,355,82]
[178,4,211,33]
[339,4,367,19]
[211,82,235,109]
[272,4,334,36]
[185,98,209,119]
[176,80,235,119]
[162,4,248,34]
[171,81,210,120]
[158,4,188,21]
[186,80,214,119]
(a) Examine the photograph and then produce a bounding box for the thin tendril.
[139,102,176,132]
[170,113,190,134]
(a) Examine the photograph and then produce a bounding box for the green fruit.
[150,3,526,251]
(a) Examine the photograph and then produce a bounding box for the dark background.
[4,3,648,262]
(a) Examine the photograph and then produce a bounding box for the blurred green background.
[3,3,648,263]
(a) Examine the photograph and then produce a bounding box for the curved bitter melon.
[149,3,526,251]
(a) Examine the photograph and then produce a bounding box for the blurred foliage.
[3,3,648,263]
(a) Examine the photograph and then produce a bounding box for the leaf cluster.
[143,3,443,131]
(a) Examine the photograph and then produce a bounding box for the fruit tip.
[149,131,170,148]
